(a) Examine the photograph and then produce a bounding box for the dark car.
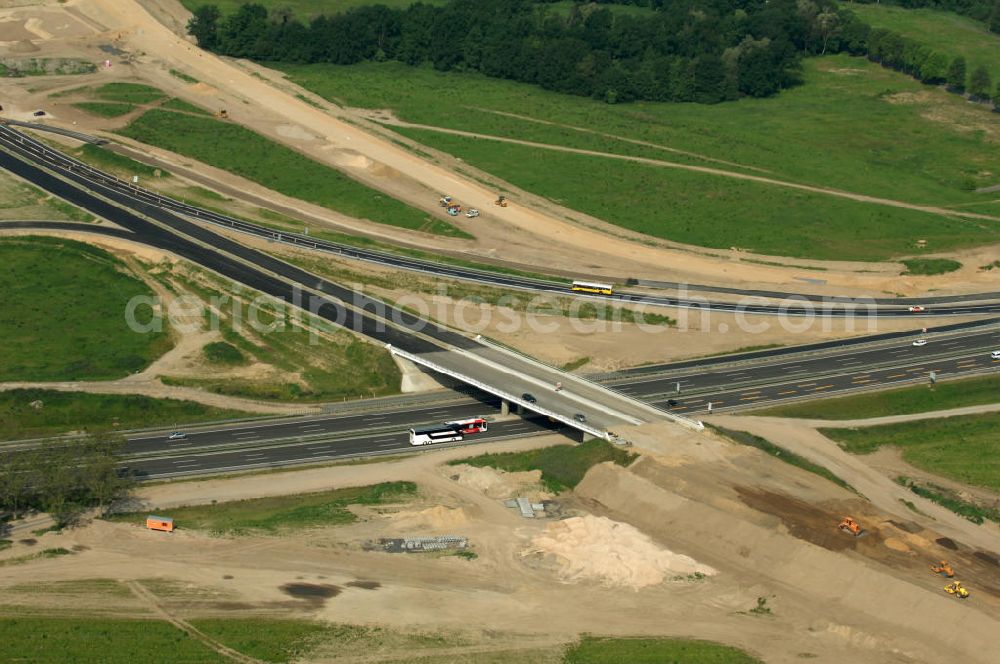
[32,110,46,117]
[573,413,587,423]
[666,399,680,407]
[521,392,537,404]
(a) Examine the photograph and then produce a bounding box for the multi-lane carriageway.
[121,324,1000,479]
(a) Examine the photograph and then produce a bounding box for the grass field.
[71,102,136,118]
[0,237,171,381]
[0,617,225,663]
[93,82,167,104]
[0,389,250,440]
[190,619,334,663]
[279,55,1000,260]
[901,258,963,275]
[74,143,170,179]
[751,373,1000,419]
[109,482,416,535]
[159,97,212,116]
[821,412,1000,491]
[0,613,761,663]
[845,4,1000,85]
[564,636,762,663]
[453,440,636,492]
[0,616,335,664]
[116,110,465,237]
[0,170,94,222]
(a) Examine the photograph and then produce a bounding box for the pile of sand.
[526,515,716,590]
[447,464,548,500]
[390,506,469,531]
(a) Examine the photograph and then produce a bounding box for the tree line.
[865,24,997,102]
[0,434,134,528]
[187,0,999,107]
[187,0,859,104]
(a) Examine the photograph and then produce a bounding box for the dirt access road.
[39,0,998,299]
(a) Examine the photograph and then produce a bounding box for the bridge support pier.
[500,400,509,416]
[571,428,587,443]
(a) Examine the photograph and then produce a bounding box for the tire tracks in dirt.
[124,579,264,664]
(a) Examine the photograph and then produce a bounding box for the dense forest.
[187,0,867,104]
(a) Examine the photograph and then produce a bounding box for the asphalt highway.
[2,127,999,480]
[125,411,563,480]
[115,325,1000,479]
[3,125,999,318]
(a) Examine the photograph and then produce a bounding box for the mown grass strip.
[0,389,250,440]
[564,635,763,663]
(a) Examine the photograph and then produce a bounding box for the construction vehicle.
[439,195,453,207]
[495,194,508,207]
[944,580,969,599]
[838,516,864,537]
[930,561,955,578]
[215,109,228,119]
[465,208,480,218]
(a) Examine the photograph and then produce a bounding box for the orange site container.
[146,516,174,532]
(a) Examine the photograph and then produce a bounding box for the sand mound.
[447,464,547,500]
[189,81,218,95]
[883,538,911,553]
[392,505,469,531]
[526,515,716,590]
[10,39,40,53]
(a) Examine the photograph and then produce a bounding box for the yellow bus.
[571,280,614,295]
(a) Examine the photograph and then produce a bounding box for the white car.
[908,305,926,313]
[912,339,927,347]
[167,431,187,440]
[991,350,1000,360]
[465,208,480,218]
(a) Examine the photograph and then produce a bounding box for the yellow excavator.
[945,580,970,599]
[494,194,508,208]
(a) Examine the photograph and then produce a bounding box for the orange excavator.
[930,561,955,578]
[838,516,864,537]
